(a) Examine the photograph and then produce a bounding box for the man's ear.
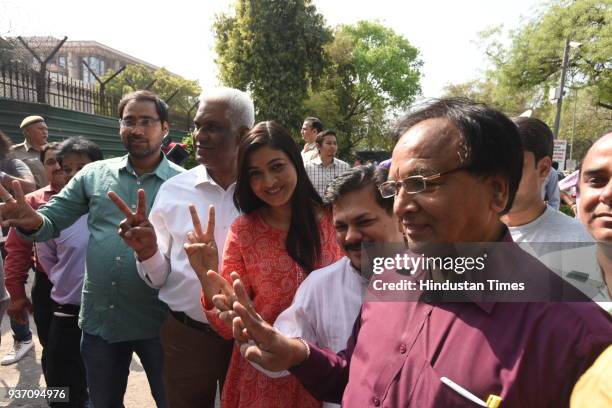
[536,156,552,183]
[488,174,510,214]
[161,121,170,136]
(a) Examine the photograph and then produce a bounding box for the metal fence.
[0,61,192,130]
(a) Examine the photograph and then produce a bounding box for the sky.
[0,0,543,98]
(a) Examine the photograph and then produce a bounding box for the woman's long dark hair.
[234,121,323,272]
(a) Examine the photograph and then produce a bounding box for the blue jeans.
[80,332,167,408]
[10,318,32,342]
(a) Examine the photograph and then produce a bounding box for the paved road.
[0,278,156,407]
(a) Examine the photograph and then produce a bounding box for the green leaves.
[214,0,332,130]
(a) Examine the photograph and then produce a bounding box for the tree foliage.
[306,21,422,158]
[214,0,331,130]
[443,0,611,165]
[101,64,201,121]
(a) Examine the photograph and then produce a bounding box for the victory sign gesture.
[108,189,158,261]
[0,180,44,231]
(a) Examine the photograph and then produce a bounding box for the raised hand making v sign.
[184,204,237,326]
[108,188,158,261]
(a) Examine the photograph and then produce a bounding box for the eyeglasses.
[119,118,161,128]
[378,166,468,198]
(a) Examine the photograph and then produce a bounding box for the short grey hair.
[199,87,255,131]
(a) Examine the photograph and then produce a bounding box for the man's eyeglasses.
[378,166,468,198]
[119,118,161,128]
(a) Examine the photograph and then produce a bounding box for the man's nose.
[393,191,418,218]
[600,180,612,206]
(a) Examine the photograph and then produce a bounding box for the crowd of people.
[0,88,610,408]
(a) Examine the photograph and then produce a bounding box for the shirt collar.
[194,165,236,190]
[114,153,176,181]
[303,142,317,152]
[23,139,38,152]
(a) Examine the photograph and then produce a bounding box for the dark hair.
[56,136,104,164]
[118,90,169,124]
[234,121,323,272]
[394,98,523,215]
[304,117,323,133]
[40,142,61,163]
[0,130,13,160]
[323,164,393,214]
[512,117,554,165]
[551,161,559,170]
[315,129,337,146]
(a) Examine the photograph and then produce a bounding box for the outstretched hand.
[108,189,158,260]
[0,181,43,231]
[231,275,309,371]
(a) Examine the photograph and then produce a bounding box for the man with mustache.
[224,99,612,407]
[110,88,254,407]
[0,90,184,408]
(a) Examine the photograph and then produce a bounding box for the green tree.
[213,0,331,130]
[306,21,422,157]
[101,64,201,127]
[443,0,611,165]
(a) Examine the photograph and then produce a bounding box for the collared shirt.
[11,141,47,188]
[542,168,560,209]
[301,143,319,164]
[4,185,58,300]
[290,232,612,407]
[137,165,240,323]
[25,154,185,342]
[305,157,351,197]
[261,257,365,408]
[36,214,89,306]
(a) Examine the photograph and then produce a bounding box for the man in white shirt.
[113,88,254,407]
[254,165,403,408]
[501,117,592,244]
[301,117,323,164]
[305,130,350,197]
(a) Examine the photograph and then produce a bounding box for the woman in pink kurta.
[189,121,343,408]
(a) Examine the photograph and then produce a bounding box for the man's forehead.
[196,99,230,119]
[333,188,379,218]
[582,133,612,171]
[122,100,157,115]
[390,118,463,175]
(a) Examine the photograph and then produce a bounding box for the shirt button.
[399,344,407,354]
[115,256,121,261]
[373,397,381,406]
[111,281,116,286]
[109,305,114,309]
[131,204,136,209]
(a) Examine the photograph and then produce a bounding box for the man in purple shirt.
[223,98,612,407]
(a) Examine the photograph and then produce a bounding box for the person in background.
[300,117,323,164]
[0,130,36,194]
[501,117,591,243]
[38,136,103,407]
[2,142,63,367]
[305,130,350,197]
[542,160,560,209]
[576,131,612,311]
[13,115,49,188]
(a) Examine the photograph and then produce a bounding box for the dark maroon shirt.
[290,233,612,407]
